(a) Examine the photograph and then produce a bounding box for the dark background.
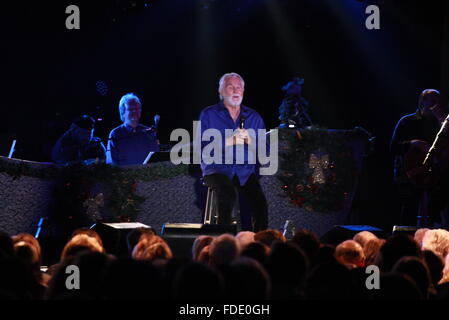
[1,0,448,231]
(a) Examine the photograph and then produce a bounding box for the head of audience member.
[192,235,214,261]
[71,228,104,249]
[421,229,449,260]
[335,240,365,269]
[132,233,155,259]
[209,234,240,268]
[235,231,255,250]
[291,229,320,264]
[218,72,245,108]
[377,234,422,272]
[144,242,172,261]
[254,229,286,248]
[414,228,430,247]
[353,231,378,249]
[222,257,271,300]
[132,234,172,261]
[241,241,269,267]
[0,254,43,300]
[45,251,113,300]
[12,233,43,280]
[172,261,225,300]
[197,245,211,264]
[422,250,444,287]
[119,93,142,128]
[126,227,156,256]
[363,238,385,266]
[392,256,432,299]
[314,244,337,266]
[305,261,354,300]
[158,257,191,299]
[0,231,14,261]
[60,234,105,262]
[69,115,95,145]
[266,242,308,299]
[101,258,163,300]
[73,251,113,299]
[372,273,423,300]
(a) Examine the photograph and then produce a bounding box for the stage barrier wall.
[0,128,370,237]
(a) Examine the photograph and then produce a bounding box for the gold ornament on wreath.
[309,152,329,184]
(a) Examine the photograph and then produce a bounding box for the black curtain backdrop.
[1,0,448,230]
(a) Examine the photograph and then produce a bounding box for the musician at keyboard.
[106,93,160,165]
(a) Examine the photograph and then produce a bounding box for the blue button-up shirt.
[198,102,266,185]
[107,123,159,165]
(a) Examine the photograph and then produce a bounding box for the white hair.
[209,234,240,267]
[414,228,430,247]
[335,240,365,267]
[218,72,245,100]
[118,93,141,122]
[421,229,449,260]
[235,231,255,249]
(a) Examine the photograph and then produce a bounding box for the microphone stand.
[8,140,16,158]
[422,116,449,168]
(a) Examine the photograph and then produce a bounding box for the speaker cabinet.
[161,223,237,258]
[91,222,154,257]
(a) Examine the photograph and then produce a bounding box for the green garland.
[277,127,359,212]
[0,160,188,222]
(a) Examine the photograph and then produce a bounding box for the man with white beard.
[198,73,268,232]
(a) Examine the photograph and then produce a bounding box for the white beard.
[223,95,242,107]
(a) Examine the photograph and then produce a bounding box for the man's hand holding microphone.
[225,116,252,146]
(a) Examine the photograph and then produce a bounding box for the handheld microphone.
[8,139,16,158]
[144,114,161,132]
[239,115,245,129]
[238,115,248,145]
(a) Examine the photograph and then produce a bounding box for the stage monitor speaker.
[392,225,419,236]
[90,222,154,257]
[320,225,386,246]
[161,223,237,259]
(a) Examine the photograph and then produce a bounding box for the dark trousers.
[203,173,268,232]
[396,181,421,226]
[397,180,449,228]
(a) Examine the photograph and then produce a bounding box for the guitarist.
[391,89,449,227]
